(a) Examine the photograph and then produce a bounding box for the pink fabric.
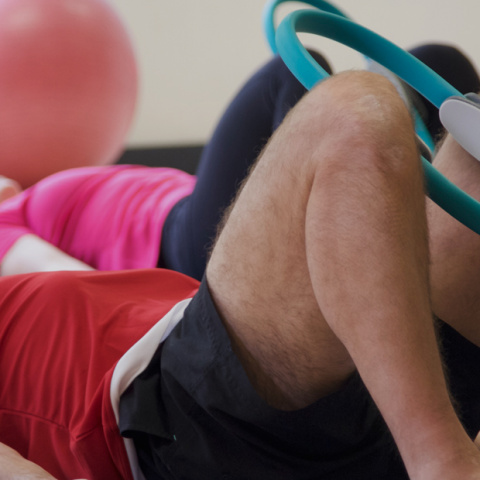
[0,165,196,270]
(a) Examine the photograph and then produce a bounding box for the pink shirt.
[0,165,196,270]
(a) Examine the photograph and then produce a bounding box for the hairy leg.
[426,135,480,457]
[428,135,480,344]
[207,71,480,479]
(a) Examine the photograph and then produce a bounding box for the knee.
[306,71,413,142]
[294,71,420,180]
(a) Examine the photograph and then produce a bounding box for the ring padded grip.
[440,94,480,162]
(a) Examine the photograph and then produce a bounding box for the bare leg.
[0,176,21,204]
[428,135,480,344]
[427,135,480,444]
[207,71,480,479]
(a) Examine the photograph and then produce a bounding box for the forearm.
[0,234,95,276]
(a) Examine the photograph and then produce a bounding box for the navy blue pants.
[160,45,480,281]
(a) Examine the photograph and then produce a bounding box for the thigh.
[205,77,353,409]
[206,70,422,409]
[427,135,480,344]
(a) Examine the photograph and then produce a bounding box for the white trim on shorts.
[110,298,193,480]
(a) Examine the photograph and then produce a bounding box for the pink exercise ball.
[0,0,138,188]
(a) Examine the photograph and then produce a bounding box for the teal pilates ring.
[274,8,480,235]
[262,0,349,54]
[263,0,435,152]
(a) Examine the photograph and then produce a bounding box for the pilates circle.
[272,8,480,235]
[263,0,434,151]
[262,0,349,54]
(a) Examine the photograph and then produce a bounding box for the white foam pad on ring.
[440,94,480,162]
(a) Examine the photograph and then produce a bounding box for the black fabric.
[119,279,480,479]
[120,279,416,479]
[409,44,480,141]
[436,318,480,439]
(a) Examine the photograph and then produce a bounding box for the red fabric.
[0,268,200,479]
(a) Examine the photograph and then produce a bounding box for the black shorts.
[119,279,480,480]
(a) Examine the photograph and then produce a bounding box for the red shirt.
[0,268,199,479]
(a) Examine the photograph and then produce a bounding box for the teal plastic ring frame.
[263,0,435,151]
[270,7,480,234]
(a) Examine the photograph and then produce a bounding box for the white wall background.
[108,0,480,148]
